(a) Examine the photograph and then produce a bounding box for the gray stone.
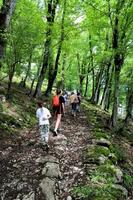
[40,177,55,200]
[17,182,27,191]
[36,155,59,164]
[112,184,128,198]
[55,145,66,152]
[54,134,67,146]
[42,162,61,178]
[115,168,123,183]
[95,138,111,147]
[22,192,35,200]
[108,153,117,164]
[67,196,72,200]
[28,139,36,146]
[98,155,107,164]
[7,179,19,188]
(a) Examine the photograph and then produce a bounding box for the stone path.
[0,106,91,200]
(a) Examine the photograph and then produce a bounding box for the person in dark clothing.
[77,92,81,112]
[53,89,65,136]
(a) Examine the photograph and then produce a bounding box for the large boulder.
[84,145,110,165]
[40,177,55,200]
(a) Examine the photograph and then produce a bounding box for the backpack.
[52,95,59,107]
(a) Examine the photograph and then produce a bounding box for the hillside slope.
[0,84,133,200]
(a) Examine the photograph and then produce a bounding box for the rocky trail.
[0,107,91,200]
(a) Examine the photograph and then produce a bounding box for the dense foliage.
[0,0,133,127]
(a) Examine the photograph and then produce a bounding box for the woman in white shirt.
[36,101,51,150]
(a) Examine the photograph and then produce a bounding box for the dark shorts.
[53,105,63,115]
[71,103,77,111]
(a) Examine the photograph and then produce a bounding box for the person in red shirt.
[53,89,65,136]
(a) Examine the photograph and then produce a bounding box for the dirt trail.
[0,106,91,200]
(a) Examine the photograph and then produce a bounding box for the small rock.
[28,139,36,146]
[55,145,65,152]
[95,138,111,148]
[67,196,72,200]
[115,168,123,183]
[99,155,107,164]
[36,155,59,164]
[42,162,61,178]
[17,182,27,191]
[22,192,35,200]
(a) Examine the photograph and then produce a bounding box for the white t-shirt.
[36,107,51,125]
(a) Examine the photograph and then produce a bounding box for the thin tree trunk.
[100,61,111,107]
[7,62,16,99]
[84,74,89,97]
[93,67,103,104]
[61,53,66,89]
[29,63,41,95]
[29,78,35,95]
[91,69,95,102]
[125,86,133,123]
[79,76,85,95]
[22,52,32,88]
[110,69,120,127]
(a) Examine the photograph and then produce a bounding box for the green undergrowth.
[72,184,126,200]
[0,83,38,138]
[72,100,133,200]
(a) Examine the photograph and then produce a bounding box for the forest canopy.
[0,0,133,127]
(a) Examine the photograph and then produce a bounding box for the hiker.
[69,91,78,116]
[63,91,68,106]
[36,101,51,150]
[52,89,65,136]
[77,92,81,112]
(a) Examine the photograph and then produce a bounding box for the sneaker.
[53,130,58,137]
[45,144,49,152]
[40,143,48,150]
[40,144,46,151]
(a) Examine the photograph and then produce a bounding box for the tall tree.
[0,0,16,70]
[45,0,66,96]
[34,0,58,98]
[109,0,133,127]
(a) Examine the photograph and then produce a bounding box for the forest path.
[51,106,91,199]
[0,104,91,200]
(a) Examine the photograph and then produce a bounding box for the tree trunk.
[0,0,16,69]
[91,69,95,102]
[110,14,124,127]
[29,63,41,95]
[84,72,89,97]
[125,86,133,123]
[79,75,85,95]
[110,69,120,127]
[60,53,66,89]
[45,0,66,96]
[100,61,112,108]
[22,52,32,88]
[93,67,103,104]
[7,62,16,99]
[104,65,115,111]
[33,0,58,98]
[29,78,35,95]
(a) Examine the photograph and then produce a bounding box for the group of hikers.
[36,89,81,150]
